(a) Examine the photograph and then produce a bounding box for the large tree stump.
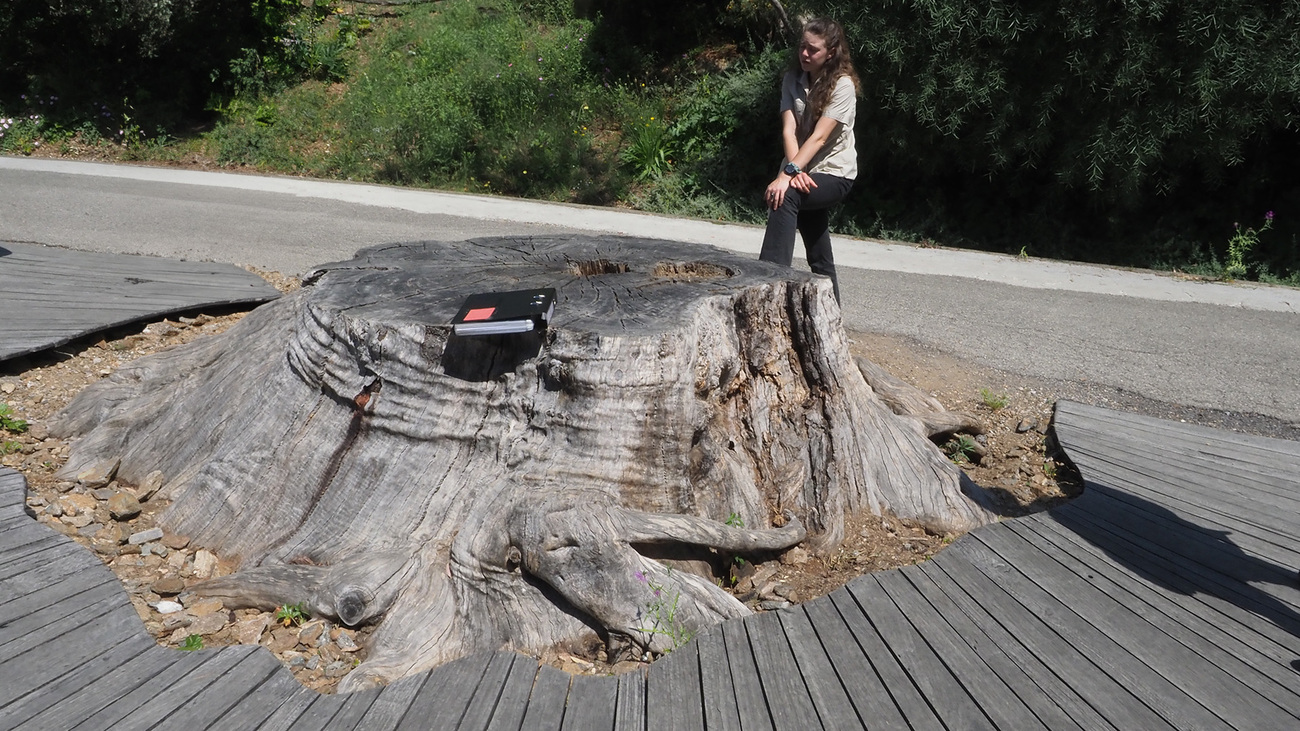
[51,235,995,690]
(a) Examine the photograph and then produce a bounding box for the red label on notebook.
[463,307,496,321]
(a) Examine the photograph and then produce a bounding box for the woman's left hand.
[789,171,818,194]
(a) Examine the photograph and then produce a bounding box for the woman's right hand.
[765,176,792,210]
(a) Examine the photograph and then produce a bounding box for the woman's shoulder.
[833,74,857,94]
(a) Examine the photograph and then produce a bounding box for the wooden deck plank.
[846,575,996,731]
[894,567,1086,728]
[0,590,135,664]
[930,544,1172,730]
[0,562,121,622]
[913,560,1115,731]
[964,527,1241,730]
[1059,437,1300,553]
[777,606,863,730]
[0,595,148,707]
[1054,401,1300,459]
[355,673,427,731]
[148,650,291,729]
[485,656,541,731]
[459,651,522,731]
[245,683,320,731]
[290,687,377,731]
[828,584,944,730]
[202,670,317,730]
[800,594,910,731]
[394,652,493,730]
[695,623,741,731]
[1062,427,1300,509]
[720,616,774,731]
[645,640,703,731]
[613,669,647,731]
[69,646,256,730]
[877,567,1054,730]
[0,521,56,556]
[0,635,156,729]
[517,664,572,731]
[1016,516,1300,717]
[987,517,1294,728]
[1048,498,1300,654]
[0,538,85,582]
[1052,494,1300,644]
[0,242,279,362]
[743,610,822,731]
[14,644,185,730]
[560,674,619,731]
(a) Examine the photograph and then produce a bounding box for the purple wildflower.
[634,570,647,583]
[1266,210,1275,221]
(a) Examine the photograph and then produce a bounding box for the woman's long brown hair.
[798,18,861,121]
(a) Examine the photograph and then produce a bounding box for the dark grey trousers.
[758,173,853,302]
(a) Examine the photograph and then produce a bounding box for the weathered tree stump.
[52,235,995,690]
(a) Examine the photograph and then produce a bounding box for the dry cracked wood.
[52,235,995,689]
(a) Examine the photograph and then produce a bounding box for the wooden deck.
[1,399,1297,729]
[0,242,279,362]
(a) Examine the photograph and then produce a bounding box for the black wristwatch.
[783,162,801,176]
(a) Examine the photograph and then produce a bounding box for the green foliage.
[1,441,23,456]
[275,602,309,627]
[979,389,1009,411]
[633,568,695,652]
[0,404,28,434]
[1225,211,1274,280]
[724,512,744,528]
[621,115,672,181]
[943,434,980,464]
[179,634,204,651]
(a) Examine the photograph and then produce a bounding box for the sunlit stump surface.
[52,235,995,690]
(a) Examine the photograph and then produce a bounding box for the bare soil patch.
[1,271,1075,688]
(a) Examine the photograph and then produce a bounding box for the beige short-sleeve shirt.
[780,71,858,180]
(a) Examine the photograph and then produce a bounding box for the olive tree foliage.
[783,0,1300,269]
[0,0,318,126]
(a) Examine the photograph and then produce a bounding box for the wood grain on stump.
[52,235,995,689]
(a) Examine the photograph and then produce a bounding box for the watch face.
[784,163,799,175]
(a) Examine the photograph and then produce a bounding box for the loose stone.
[129,527,164,545]
[152,575,187,596]
[107,492,142,520]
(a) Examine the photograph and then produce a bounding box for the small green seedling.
[1,440,22,456]
[724,512,744,528]
[180,634,203,651]
[275,602,309,627]
[943,434,980,464]
[979,388,1009,410]
[0,404,28,433]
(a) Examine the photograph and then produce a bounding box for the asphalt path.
[3,156,1298,430]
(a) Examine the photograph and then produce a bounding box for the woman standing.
[759,18,860,303]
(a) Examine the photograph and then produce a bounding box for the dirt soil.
[0,271,1078,689]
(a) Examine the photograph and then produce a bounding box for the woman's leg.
[796,175,853,302]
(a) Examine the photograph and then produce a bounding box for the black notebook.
[451,288,557,336]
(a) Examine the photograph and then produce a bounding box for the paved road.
[3,156,1298,428]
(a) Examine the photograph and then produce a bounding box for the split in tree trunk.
[52,235,996,690]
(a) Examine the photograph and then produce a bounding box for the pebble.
[129,527,164,545]
[76,457,121,488]
[779,546,810,565]
[187,611,231,636]
[152,600,185,614]
[136,470,165,502]
[152,575,187,595]
[193,550,218,579]
[161,614,192,631]
[324,661,352,678]
[1016,418,1037,433]
[107,492,142,520]
[758,599,791,610]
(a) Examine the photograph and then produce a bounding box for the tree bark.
[52,235,995,690]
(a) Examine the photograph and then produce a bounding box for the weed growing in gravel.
[943,434,980,464]
[180,634,204,651]
[1,441,22,456]
[0,404,28,433]
[979,389,1009,410]
[275,602,310,627]
[633,568,695,652]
